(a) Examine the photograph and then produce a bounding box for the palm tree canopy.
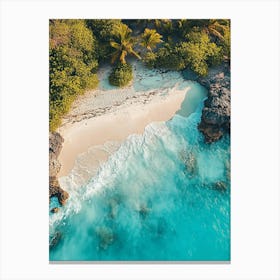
[141,28,163,51]
[197,19,230,42]
[110,24,141,64]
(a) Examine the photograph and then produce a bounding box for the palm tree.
[201,19,229,42]
[110,24,141,64]
[140,28,163,52]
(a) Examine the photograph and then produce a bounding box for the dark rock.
[179,149,197,177]
[139,204,151,219]
[184,152,197,176]
[49,132,69,206]
[96,227,115,250]
[157,217,167,236]
[49,176,69,206]
[213,181,227,191]
[197,63,230,143]
[49,157,61,178]
[51,207,59,213]
[197,123,223,143]
[49,132,64,156]
[49,132,63,177]
[49,231,62,249]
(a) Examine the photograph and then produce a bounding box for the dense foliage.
[143,29,224,75]
[109,63,133,87]
[86,19,122,60]
[49,19,230,131]
[49,20,99,131]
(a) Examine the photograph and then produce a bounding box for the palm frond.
[129,49,141,60]
[110,41,120,49]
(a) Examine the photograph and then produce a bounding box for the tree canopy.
[49,20,99,131]
[49,19,230,131]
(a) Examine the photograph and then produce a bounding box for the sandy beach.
[57,85,189,178]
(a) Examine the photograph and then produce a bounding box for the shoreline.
[57,85,189,178]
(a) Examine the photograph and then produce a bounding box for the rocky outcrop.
[197,63,230,143]
[51,207,59,213]
[49,132,69,206]
[49,132,63,176]
[49,176,69,205]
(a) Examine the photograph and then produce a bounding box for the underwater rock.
[157,217,167,236]
[225,160,231,181]
[213,181,227,191]
[185,152,197,176]
[139,204,151,219]
[51,207,59,213]
[108,198,119,219]
[49,231,62,249]
[226,170,230,181]
[197,63,230,143]
[179,149,197,177]
[96,226,115,250]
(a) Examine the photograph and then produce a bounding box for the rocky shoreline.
[197,63,231,143]
[49,132,69,206]
[48,63,230,207]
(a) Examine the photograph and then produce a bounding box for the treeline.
[49,20,99,131]
[49,19,230,131]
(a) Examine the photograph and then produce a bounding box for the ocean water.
[49,67,230,262]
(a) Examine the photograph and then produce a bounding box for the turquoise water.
[49,80,230,261]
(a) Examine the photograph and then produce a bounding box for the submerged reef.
[96,226,116,250]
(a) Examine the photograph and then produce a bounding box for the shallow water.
[49,65,230,261]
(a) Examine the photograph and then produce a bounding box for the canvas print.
[49,19,230,261]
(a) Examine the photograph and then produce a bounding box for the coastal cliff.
[197,63,230,143]
[49,132,69,205]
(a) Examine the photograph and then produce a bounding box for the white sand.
[57,86,189,178]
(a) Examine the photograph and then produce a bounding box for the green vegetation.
[110,23,141,64]
[86,19,122,60]
[143,30,223,75]
[49,20,99,131]
[109,63,133,87]
[141,28,163,52]
[50,19,230,131]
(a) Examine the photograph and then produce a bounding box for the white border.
[1,0,279,279]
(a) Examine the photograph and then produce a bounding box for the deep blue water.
[49,80,230,261]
